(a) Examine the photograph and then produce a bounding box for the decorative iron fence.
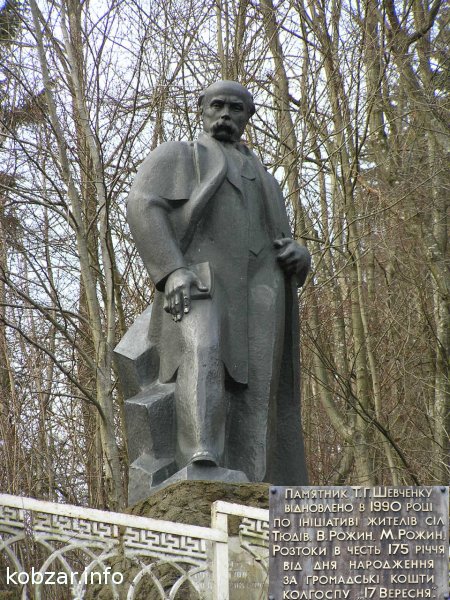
[0,493,269,600]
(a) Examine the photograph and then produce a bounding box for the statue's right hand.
[164,268,208,322]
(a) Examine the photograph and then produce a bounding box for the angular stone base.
[128,455,249,504]
[124,382,175,464]
[128,455,177,505]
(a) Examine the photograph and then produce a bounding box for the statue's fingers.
[183,289,191,314]
[174,290,183,321]
[168,293,176,319]
[169,290,178,319]
[283,254,299,265]
[277,246,295,261]
[273,238,289,248]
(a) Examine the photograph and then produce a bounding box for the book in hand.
[188,262,214,299]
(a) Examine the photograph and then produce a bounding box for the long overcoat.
[126,133,308,485]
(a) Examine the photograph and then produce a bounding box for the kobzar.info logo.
[6,566,124,586]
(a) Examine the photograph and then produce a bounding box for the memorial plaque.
[270,486,449,600]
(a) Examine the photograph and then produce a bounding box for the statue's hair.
[198,80,255,116]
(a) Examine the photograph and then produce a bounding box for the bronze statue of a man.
[126,80,310,485]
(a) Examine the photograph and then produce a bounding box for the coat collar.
[197,133,256,193]
[179,133,290,251]
[178,134,227,251]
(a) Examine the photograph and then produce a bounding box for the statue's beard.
[210,120,238,141]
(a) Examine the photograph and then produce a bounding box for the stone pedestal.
[128,480,269,527]
[127,480,270,600]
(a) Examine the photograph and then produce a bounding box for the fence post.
[211,501,229,600]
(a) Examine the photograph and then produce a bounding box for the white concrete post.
[211,501,230,600]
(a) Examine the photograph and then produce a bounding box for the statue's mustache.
[210,120,238,135]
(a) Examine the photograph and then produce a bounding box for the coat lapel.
[179,135,290,252]
[244,146,291,240]
[179,134,227,251]
[224,145,256,193]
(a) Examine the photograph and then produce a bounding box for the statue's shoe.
[189,451,219,467]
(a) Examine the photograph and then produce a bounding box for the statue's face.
[202,92,250,142]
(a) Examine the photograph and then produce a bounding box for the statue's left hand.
[274,238,311,285]
[164,267,208,322]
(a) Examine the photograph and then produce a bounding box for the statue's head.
[198,80,255,143]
